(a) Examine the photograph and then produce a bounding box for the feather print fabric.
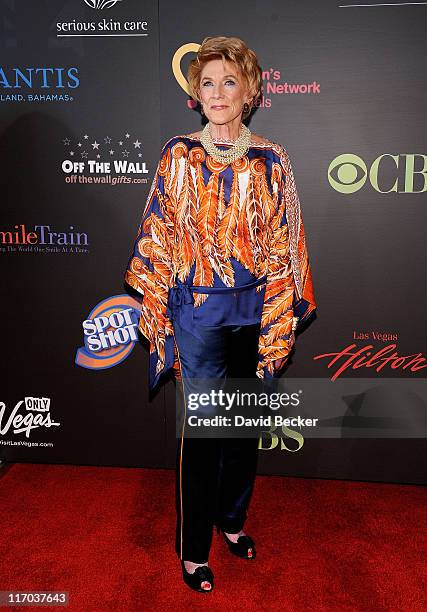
[124,134,316,391]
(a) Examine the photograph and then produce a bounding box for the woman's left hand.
[273,323,298,371]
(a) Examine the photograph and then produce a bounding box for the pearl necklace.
[200,121,252,164]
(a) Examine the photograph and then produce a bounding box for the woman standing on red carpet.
[125,35,316,592]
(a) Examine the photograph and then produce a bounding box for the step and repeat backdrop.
[1,0,426,483]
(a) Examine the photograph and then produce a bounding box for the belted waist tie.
[166,275,268,339]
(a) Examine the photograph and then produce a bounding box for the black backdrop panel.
[1,0,426,483]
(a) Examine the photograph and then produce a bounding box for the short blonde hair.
[187,36,263,121]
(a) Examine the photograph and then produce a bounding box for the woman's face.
[198,58,251,126]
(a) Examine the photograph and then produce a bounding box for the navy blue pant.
[173,319,261,563]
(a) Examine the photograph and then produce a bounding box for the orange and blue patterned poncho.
[124,134,317,391]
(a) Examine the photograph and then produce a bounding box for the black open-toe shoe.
[180,560,214,593]
[217,526,257,559]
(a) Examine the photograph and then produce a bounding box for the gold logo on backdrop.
[172,43,201,108]
[259,426,305,452]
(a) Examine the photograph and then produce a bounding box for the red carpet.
[0,463,425,611]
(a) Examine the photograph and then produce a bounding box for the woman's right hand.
[273,357,288,371]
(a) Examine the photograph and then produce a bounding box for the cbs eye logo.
[328,153,427,194]
[328,154,367,194]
